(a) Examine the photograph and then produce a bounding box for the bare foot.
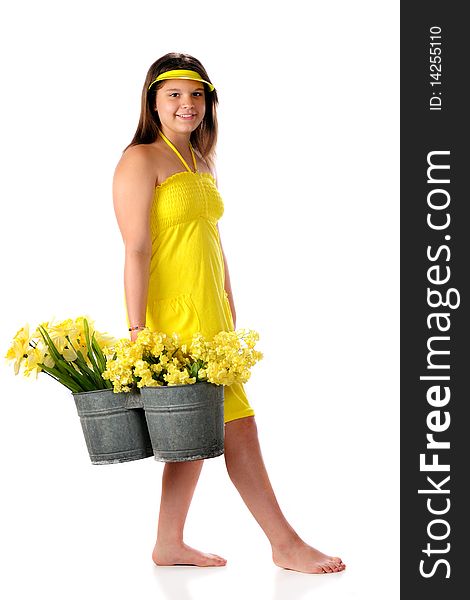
[152,541,227,567]
[272,538,346,574]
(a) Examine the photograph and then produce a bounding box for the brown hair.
[123,52,219,171]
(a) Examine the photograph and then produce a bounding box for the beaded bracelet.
[129,324,146,331]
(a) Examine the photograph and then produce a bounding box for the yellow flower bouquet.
[102,327,263,393]
[5,317,263,464]
[5,316,118,393]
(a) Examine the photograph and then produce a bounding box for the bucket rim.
[72,387,131,398]
[140,381,222,391]
[72,381,223,397]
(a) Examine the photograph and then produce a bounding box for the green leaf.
[37,326,71,377]
[38,326,89,387]
[91,334,106,373]
[84,319,102,380]
[65,335,105,390]
[76,350,105,389]
[38,362,82,393]
[66,336,89,368]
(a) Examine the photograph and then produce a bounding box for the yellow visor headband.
[148,69,215,92]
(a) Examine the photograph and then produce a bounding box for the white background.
[0,1,399,599]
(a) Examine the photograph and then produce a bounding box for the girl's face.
[155,78,206,135]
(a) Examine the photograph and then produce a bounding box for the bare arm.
[113,146,156,340]
[217,222,237,328]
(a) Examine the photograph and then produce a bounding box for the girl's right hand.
[130,329,142,343]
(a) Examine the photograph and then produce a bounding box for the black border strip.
[401,3,468,597]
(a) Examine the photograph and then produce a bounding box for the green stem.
[75,350,105,389]
[91,335,107,373]
[38,326,90,388]
[65,335,105,389]
[84,320,102,381]
[38,362,82,393]
[91,337,112,388]
[37,326,71,377]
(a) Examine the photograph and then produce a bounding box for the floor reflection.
[151,561,347,600]
[153,564,224,600]
[272,567,336,599]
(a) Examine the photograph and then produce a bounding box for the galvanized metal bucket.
[73,388,154,465]
[140,382,225,462]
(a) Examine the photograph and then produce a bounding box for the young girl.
[112,52,345,575]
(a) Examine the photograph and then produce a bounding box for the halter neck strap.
[157,129,198,173]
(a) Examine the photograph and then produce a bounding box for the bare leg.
[224,416,346,574]
[152,459,227,567]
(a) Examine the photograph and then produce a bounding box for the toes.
[332,564,343,572]
[208,553,226,561]
[331,557,346,570]
[207,553,227,565]
[322,558,345,573]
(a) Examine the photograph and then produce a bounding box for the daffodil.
[6,317,118,393]
[4,324,33,376]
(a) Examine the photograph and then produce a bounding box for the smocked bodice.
[150,171,224,237]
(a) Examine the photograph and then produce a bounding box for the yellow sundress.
[124,129,255,424]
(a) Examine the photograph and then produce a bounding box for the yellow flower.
[135,327,153,349]
[200,328,263,386]
[4,325,31,375]
[23,346,53,379]
[101,327,263,391]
